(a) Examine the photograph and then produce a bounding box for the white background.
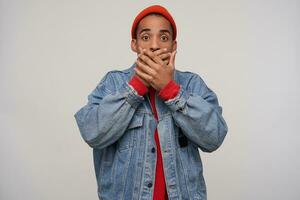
[1,0,299,199]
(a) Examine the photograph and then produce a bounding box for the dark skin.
[131,15,177,91]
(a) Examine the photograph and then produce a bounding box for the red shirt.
[129,76,180,200]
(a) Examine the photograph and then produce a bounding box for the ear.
[172,40,177,52]
[131,39,138,53]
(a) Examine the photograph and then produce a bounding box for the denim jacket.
[74,64,228,200]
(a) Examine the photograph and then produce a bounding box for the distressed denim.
[74,64,228,200]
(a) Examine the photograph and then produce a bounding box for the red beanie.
[131,5,177,40]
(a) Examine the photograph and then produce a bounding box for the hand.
[134,48,171,88]
[154,48,171,65]
[133,48,150,87]
[134,48,177,91]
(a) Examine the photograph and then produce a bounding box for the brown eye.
[142,35,150,41]
[161,35,169,42]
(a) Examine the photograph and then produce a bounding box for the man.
[74,5,228,200]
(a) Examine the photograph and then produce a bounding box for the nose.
[150,37,160,52]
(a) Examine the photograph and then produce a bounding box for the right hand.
[135,47,171,87]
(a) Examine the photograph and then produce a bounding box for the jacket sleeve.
[163,74,228,153]
[74,72,145,149]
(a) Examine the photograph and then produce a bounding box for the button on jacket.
[74,64,228,200]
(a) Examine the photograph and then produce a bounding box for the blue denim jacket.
[74,64,228,200]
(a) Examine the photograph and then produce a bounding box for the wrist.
[129,75,149,96]
[158,79,180,101]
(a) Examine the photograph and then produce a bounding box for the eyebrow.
[139,28,151,35]
[159,29,171,35]
[139,28,171,35]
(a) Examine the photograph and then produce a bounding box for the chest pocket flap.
[127,113,144,129]
[117,113,144,152]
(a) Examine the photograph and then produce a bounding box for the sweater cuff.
[158,80,180,101]
[128,75,148,96]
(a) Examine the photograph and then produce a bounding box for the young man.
[74,5,228,200]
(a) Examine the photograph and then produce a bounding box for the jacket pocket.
[117,113,144,152]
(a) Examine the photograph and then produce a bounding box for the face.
[131,14,177,54]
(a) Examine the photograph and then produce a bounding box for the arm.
[160,74,228,152]
[132,48,227,152]
[74,72,147,149]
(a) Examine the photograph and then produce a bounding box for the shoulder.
[94,66,133,93]
[102,67,131,81]
[175,69,206,90]
[175,69,220,105]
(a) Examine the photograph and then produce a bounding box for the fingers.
[137,47,154,73]
[138,53,158,70]
[137,48,171,69]
[168,50,177,67]
[153,48,168,56]
[143,49,164,66]
[159,53,171,65]
[139,47,168,56]
[134,67,153,83]
[159,52,171,61]
[138,46,145,54]
[135,58,156,76]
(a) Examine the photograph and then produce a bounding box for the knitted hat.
[131,5,177,40]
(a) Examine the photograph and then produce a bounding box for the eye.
[161,35,169,41]
[141,34,150,41]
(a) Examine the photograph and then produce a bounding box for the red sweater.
[129,76,180,200]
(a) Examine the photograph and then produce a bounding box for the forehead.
[137,14,172,32]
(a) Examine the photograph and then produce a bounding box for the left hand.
[135,48,177,91]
